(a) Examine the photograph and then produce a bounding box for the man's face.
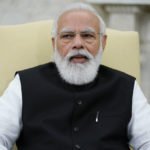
[52,10,107,85]
[53,10,101,63]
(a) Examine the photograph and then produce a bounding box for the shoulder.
[98,65,136,89]
[99,65,136,81]
[16,62,56,75]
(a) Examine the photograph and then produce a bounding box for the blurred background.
[0,0,150,102]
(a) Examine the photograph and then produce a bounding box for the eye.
[61,33,74,39]
[81,33,95,38]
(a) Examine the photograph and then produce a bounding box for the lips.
[70,55,88,63]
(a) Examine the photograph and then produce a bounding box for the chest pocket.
[90,110,128,138]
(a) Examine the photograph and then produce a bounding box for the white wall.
[0,0,85,25]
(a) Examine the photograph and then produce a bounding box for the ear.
[102,35,107,51]
[52,37,55,51]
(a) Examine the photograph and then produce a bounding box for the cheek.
[56,41,72,57]
[85,42,100,56]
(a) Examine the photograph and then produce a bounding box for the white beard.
[54,45,103,85]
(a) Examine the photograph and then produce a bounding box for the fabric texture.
[1,74,150,150]
[16,62,135,150]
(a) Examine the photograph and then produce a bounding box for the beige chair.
[0,20,140,150]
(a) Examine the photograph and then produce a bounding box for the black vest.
[16,62,135,150]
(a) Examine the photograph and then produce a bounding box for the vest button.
[74,144,81,149]
[77,100,82,105]
[73,127,79,132]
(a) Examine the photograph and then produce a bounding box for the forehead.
[57,10,100,32]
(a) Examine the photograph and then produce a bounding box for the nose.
[72,34,84,50]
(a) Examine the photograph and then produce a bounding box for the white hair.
[54,43,103,85]
[51,2,106,38]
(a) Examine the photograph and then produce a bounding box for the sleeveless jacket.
[16,62,135,150]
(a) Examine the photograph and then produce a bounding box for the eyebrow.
[59,28,74,34]
[59,27,97,33]
[82,28,97,33]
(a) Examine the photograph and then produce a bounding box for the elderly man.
[0,2,150,150]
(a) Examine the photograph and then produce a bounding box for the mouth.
[70,55,88,63]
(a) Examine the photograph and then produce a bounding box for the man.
[0,2,150,150]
